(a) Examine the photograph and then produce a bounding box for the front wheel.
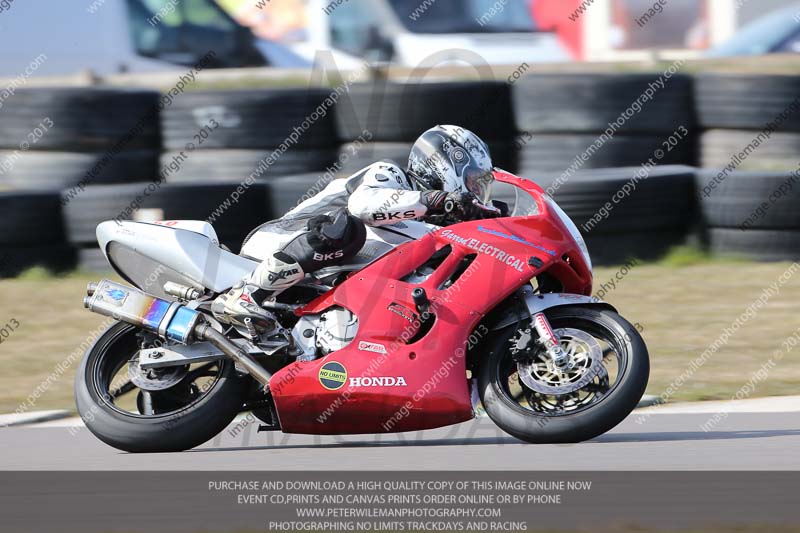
[478,306,649,443]
[75,321,248,452]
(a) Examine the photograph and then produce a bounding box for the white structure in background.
[283,0,571,67]
[0,0,309,78]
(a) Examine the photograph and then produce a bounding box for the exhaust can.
[84,279,201,344]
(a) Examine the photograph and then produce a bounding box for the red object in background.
[532,0,584,59]
[269,171,593,435]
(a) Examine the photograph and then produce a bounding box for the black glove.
[491,200,510,217]
[422,190,448,213]
[444,192,481,219]
[423,191,482,220]
[307,209,349,247]
[446,192,476,218]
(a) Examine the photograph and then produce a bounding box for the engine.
[291,307,358,360]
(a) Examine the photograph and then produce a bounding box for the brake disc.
[514,328,606,395]
[128,355,188,391]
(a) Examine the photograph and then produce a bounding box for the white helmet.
[407,125,494,204]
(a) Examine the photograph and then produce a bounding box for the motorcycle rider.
[212,124,497,330]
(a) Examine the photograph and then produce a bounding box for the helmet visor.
[464,165,494,204]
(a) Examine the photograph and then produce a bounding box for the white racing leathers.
[347,162,429,226]
[239,161,432,296]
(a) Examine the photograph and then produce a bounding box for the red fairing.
[271,171,592,434]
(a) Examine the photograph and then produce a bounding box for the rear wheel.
[479,306,648,443]
[75,322,248,452]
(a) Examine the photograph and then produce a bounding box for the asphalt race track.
[3,410,800,470]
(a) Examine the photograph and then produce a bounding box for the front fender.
[492,291,617,331]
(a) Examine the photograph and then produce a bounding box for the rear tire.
[75,322,248,453]
[479,306,649,443]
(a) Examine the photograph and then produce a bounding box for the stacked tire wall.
[537,166,696,265]
[334,80,517,175]
[1,70,799,277]
[512,73,697,174]
[0,88,161,274]
[508,72,698,263]
[159,89,339,183]
[695,74,800,261]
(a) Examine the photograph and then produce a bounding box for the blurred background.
[1,0,799,414]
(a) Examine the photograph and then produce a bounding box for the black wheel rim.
[88,324,225,419]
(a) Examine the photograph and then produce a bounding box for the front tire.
[479,306,649,443]
[75,322,248,453]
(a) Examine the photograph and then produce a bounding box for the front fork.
[532,312,571,370]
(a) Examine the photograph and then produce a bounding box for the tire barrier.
[700,130,800,171]
[697,169,800,262]
[335,81,515,143]
[512,72,697,174]
[0,150,158,190]
[61,182,272,252]
[708,228,800,262]
[77,247,115,273]
[264,173,326,219]
[694,74,800,174]
[159,148,338,183]
[0,192,74,275]
[161,88,338,150]
[0,88,161,192]
[693,73,800,261]
[0,245,76,277]
[698,170,800,230]
[335,81,517,179]
[694,74,800,132]
[0,88,161,152]
[0,192,65,245]
[159,88,339,184]
[516,133,693,174]
[535,166,696,264]
[513,73,695,134]
[2,72,800,276]
[584,229,689,265]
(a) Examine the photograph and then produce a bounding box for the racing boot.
[212,252,305,330]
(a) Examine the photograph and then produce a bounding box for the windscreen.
[489,179,540,216]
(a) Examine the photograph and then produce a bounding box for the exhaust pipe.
[194,323,272,387]
[84,279,272,388]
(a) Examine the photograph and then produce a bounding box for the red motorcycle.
[77,170,649,452]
